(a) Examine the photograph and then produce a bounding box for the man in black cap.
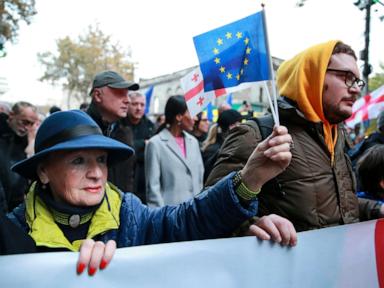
[87,70,139,194]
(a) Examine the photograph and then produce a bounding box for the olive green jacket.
[206,100,381,232]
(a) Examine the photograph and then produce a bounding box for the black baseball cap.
[89,70,140,95]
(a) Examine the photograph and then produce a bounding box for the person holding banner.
[7,109,295,275]
[206,40,384,233]
[0,210,115,276]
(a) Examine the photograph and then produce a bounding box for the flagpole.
[263,82,277,122]
[261,4,279,127]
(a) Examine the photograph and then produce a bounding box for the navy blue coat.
[8,173,258,248]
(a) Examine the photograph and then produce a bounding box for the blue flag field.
[193,11,271,93]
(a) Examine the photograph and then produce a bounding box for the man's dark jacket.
[0,211,35,255]
[123,115,155,203]
[0,113,29,212]
[87,104,136,194]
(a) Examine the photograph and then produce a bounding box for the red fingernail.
[77,263,86,274]
[88,266,97,276]
[100,259,108,270]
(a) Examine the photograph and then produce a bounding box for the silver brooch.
[69,214,81,228]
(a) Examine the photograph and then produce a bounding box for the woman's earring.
[177,121,182,126]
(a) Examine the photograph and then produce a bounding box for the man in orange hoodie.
[206,40,383,233]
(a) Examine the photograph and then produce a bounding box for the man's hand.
[241,125,292,191]
[246,214,297,246]
[24,122,39,157]
[76,239,116,276]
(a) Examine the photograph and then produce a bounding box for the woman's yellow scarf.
[276,40,340,164]
[25,182,122,251]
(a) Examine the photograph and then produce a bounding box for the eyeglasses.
[326,68,365,89]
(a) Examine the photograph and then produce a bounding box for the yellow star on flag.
[225,32,232,39]
[226,72,232,79]
[219,66,226,73]
[214,57,220,64]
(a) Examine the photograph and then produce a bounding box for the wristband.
[232,171,261,201]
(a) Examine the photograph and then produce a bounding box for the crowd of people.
[0,39,383,278]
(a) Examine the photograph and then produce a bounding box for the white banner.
[0,220,382,288]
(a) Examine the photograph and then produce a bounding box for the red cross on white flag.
[345,84,384,128]
[180,67,226,117]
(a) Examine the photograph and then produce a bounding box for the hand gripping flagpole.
[261,3,280,127]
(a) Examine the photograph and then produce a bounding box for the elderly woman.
[8,110,296,276]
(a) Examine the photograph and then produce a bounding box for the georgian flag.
[181,67,257,117]
[346,84,384,128]
[180,67,226,117]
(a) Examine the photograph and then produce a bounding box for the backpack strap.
[250,114,275,140]
[243,114,274,142]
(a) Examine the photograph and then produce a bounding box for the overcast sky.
[0,0,383,105]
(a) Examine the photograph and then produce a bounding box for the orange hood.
[276,40,340,164]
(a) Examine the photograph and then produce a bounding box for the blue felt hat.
[12,110,134,179]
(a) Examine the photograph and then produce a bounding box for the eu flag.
[193,11,271,92]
